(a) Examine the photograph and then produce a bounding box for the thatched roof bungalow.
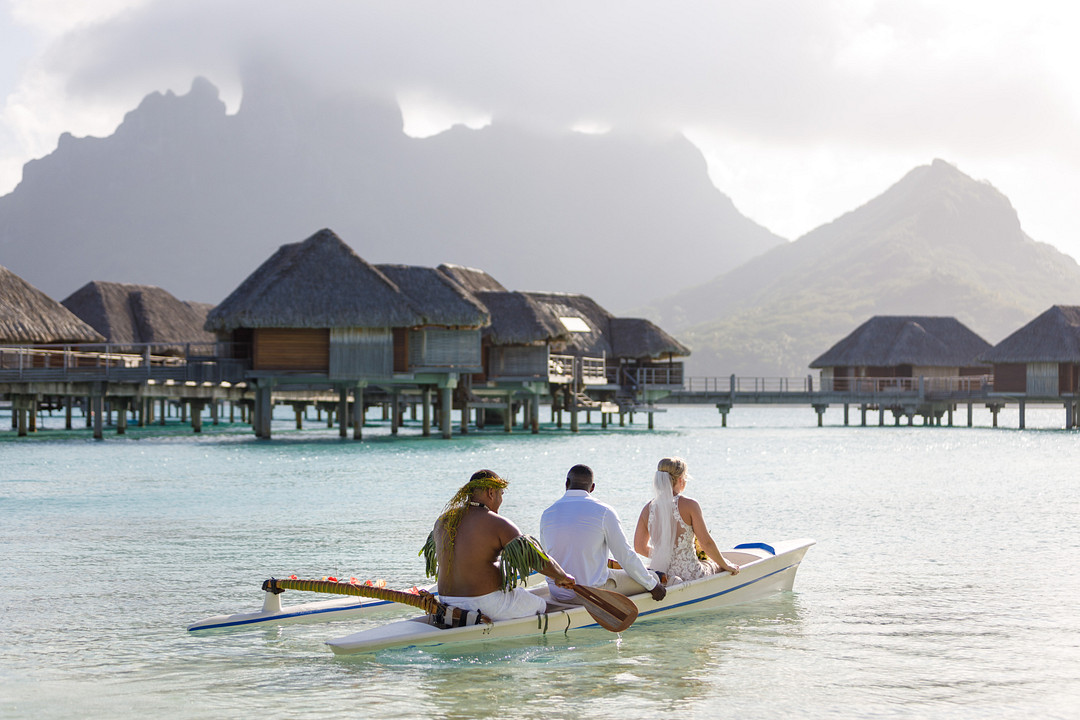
[980,305,1080,396]
[810,316,991,391]
[1,264,104,344]
[469,291,569,381]
[437,263,507,294]
[376,264,489,372]
[609,318,690,361]
[205,228,426,377]
[61,281,215,353]
[522,292,614,357]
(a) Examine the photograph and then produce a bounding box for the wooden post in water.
[422,387,432,437]
[211,399,219,426]
[92,393,104,440]
[879,406,885,426]
[191,401,204,433]
[337,387,348,438]
[16,396,28,437]
[531,393,540,434]
[648,412,654,430]
[353,387,364,440]
[860,403,867,426]
[601,411,608,429]
[504,393,514,434]
[116,398,128,435]
[1019,401,1026,430]
[440,387,453,440]
[570,393,579,433]
[843,403,849,426]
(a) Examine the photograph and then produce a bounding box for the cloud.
[2,0,1080,250]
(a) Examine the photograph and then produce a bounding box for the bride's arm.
[633,503,652,556]
[683,498,740,574]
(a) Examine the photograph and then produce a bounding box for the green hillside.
[645,160,1080,377]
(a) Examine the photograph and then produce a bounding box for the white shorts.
[441,587,547,620]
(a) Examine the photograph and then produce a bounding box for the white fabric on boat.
[440,587,546,620]
[646,470,679,572]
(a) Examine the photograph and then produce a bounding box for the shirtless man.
[424,470,575,620]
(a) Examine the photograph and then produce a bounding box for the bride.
[633,457,740,582]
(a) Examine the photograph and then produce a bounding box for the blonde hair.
[657,457,687,485]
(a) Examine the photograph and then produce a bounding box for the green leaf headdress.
[420,470,509,578]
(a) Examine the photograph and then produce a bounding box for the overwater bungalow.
[608,317,690,391]
[981,305,1080,398]
[1,264,104,346]
[205,228,489,438]
[1,263,105,434]
[810,316,991,392]
[61,280,216,355]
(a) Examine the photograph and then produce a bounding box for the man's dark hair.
[566,464,594,490]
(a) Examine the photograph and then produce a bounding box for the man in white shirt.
[540,464,667,604]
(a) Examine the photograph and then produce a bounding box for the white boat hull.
[326,538,815,655]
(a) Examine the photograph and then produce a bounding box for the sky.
[1,0,1079,258]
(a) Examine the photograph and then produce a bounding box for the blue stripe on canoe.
[190,599,388,631]
[575,561,801,630]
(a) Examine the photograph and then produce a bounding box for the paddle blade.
[573,585,638,632]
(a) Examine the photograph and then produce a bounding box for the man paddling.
[421,470,576,620]
[540,464,667,605]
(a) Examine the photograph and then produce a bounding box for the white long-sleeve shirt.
[539,489,658,603]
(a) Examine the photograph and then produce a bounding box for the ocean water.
[2,404,1079,719]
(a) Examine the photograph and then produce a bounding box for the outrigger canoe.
[188,574,542,631]
[325,538,815,655]
[187,588,428,631]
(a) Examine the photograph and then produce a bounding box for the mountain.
[642,159,1080,376]
[0,72,784,310]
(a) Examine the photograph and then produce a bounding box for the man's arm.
[604,508,666,601]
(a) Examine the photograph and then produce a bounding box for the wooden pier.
[665,374,1080,429]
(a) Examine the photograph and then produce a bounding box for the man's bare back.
[435,501,519,596]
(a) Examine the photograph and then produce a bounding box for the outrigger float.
[187,586,434,631]
[190,538,814,653]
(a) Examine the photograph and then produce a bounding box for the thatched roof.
[475,291,568,346]
[810,316,991,368]
[609,317,691,360]
[981,305,1080,363]
[205,229,425,332]
[0,264,104,343]
[522,292,614,356]
[376,265,490,328]
[437,263,507,293]
[62,281,216,345]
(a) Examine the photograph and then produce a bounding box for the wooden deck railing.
[679,375,993,396]
[0,343,249,384]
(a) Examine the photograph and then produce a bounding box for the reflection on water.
[324,599,805,719]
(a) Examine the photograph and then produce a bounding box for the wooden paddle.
[572,585,639,632]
